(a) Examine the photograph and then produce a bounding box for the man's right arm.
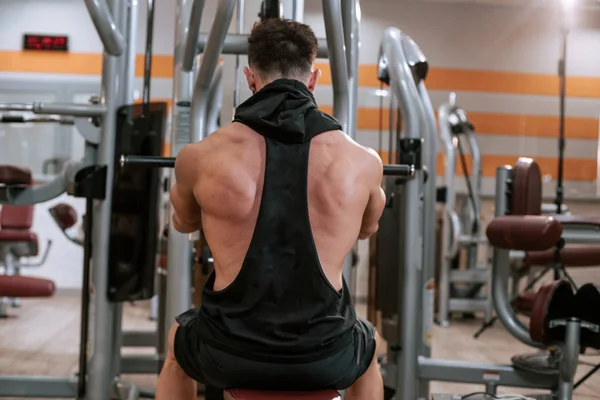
[358,150,386,240]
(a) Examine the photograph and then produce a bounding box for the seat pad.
[530,281,574,345]
[48,203,78,230]
[0,230,37,243]
[224,390,342,400]
[514,290,537,313]
[525,244,600,267]
[0,275,55,298]
[486,215,562,251]
[0,165,32,185]
[529,281,600,349]
[574,283,600,350]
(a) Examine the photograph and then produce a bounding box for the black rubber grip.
[1,115,26,123]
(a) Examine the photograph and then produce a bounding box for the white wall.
[2,0,600,289]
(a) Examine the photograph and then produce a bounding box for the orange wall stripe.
[319,106,599,139]
[315,62,600,98]
[378,151,597,181]
[0,50,173,78]
[3,51,600,98]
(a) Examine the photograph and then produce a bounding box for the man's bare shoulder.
[337,132,383,174]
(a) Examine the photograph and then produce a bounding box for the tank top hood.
[233,78,341,144]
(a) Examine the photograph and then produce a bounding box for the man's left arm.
[170,144,203,233]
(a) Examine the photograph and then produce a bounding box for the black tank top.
[196,79,357,363]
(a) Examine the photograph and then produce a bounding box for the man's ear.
[307,69,321,92]
[244,66,256,93]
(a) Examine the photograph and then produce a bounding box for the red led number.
[24,35,68,51]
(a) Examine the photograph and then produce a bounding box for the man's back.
[160,19,385,399]
[188,122,381,293]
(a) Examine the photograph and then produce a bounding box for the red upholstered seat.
[0,165,32,185]
[525,244,600,267]
[515,290,537,312]
[48,203,78,230]
[1,205,34,229]
[0,230,37,243]
[0,275,55,298]
[224,390,342,400]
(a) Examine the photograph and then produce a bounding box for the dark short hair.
[248,19,318,79]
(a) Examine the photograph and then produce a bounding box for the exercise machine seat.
[525,244,600,267]
[509,158,600,267]
[529,281,600,349]
[48,203,78,230]
[511,158,542,216]
[1,205,34,229]
[224,390,341,400]
[0,165,32,185]
[514,290,537,312]
[0,275,55,298]
[486,215,562,252]
[0,205,38,256]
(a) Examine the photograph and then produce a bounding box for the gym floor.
[1,268,599,400]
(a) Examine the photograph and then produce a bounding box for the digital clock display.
[23,34,69,51]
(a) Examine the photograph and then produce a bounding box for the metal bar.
[124,0,139,102]
[416,80,437,400]
[341,0,359,140]
[196,33,330,58]
[0,103,105,117]
[437,100,457,328]
[206,62,224,133]
[561,227,600,244]
[86,0,128,398]
[292,0,304,22]
[491,166,543,349]
[162,0,204,362]
[322,0,349,134]
[323,0,352,293]
[120,354,162,374]
[417,357,558,389]
[0,115,74,124]
[447,298,491,311]
[0,103,33,112]
[190,0,236,143]
[182,0,207,72]
[557,319,580,400]
[119,155,415,177]
[381,27,426,400]
[233,0,244,108]
[122,330,158,347]
[83,0,125,56]
[142,0,156,104]
[0,175,67,205]
[0,375,78,397]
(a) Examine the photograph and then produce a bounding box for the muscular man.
[157,18,386,400]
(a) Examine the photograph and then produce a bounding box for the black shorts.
[173,309,377,392]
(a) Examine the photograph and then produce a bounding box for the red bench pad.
[225,390,341,400]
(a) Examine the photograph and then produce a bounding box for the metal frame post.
[190,0,236,142]
[416,80,437,400]
[490,166,544,349]
[83,0,126,56]
[163,0,198,356]
[87,0,128,398]
[437,102,457,327]
[380,27,426,400]
[322,0,353,291]
[291,0,304,22]
[322,0,349,134]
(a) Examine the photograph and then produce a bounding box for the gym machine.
[162,2,363,385]
[436,95,491,327]
[371,27,589,400]
[0,0,155,398]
